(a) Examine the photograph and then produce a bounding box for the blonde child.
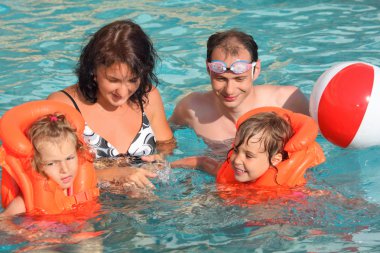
[1,113,97,216]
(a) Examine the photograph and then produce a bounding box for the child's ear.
[271,153,283,166]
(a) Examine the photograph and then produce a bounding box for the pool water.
[1,0,380,252]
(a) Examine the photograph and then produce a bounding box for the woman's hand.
[95,166,157,189]
[141,154,164,163]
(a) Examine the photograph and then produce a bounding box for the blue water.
[1,0,380,252]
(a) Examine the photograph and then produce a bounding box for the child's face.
[231,134,280,183]
[37,138,78,190]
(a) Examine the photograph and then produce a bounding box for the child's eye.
[66,155,77,161]
[43,161,56,167]
[246,153,255,159]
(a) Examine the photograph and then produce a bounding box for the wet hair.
[28,114,83,174]
[207,29,258,62]
[234,112,293,168]
[76,19,159,105]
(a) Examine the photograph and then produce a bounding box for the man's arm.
[169,93,195,127]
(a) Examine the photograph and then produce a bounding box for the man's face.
[208,47,256,109]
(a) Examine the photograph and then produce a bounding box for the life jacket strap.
[72,188,100,205]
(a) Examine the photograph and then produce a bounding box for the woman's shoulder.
[47,85,81,106]
[48,85,75,99]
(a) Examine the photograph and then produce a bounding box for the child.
[172,107,325,192]
[219,111,293,183]
[1,100,99,216]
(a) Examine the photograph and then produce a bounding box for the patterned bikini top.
[60,90,156,158]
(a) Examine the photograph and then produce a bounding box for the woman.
[48,20,174,188]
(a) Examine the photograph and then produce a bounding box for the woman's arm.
[145,87,176,154]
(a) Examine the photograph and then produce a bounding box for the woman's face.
[94,62,140,108]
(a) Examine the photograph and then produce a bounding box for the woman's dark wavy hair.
[76,19,159,105]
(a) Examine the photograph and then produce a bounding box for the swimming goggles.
[207,60,256,74]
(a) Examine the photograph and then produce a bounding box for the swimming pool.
[1,0,380,252]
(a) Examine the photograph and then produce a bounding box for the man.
[170,29,309,154]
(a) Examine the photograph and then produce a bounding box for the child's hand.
[170,156,199,168]
[170,156,221,176]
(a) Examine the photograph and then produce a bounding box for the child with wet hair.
[2,114,89,216]
[172,111,294,184]
[29,114,84,177]
[223,111,293,183]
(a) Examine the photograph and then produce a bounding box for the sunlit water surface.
[1,0,380,252]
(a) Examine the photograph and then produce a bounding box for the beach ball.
[310,61,380,148]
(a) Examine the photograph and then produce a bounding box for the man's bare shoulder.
[256,84,297,95]
[180,91,214,108]
[255,84,309,114]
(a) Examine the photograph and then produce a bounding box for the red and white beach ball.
[310,61,380,148]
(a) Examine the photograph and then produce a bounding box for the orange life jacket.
[0,100,99,215]
[216,107,325,204]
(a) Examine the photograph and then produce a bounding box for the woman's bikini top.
[60,90,156,158]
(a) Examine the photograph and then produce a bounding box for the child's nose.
[59,161,69,173]
[233,153,243,164]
